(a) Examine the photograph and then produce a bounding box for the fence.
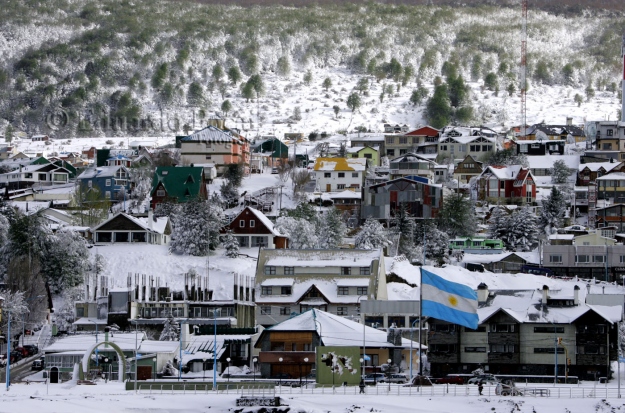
[129,382,625,399]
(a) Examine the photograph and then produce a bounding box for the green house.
[150,166,207,209]
[346,146,380,167]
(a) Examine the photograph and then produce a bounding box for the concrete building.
[312,157,367,193]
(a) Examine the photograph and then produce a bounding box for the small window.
[260,306,271,315]
[250,220,255,228]
[341,267,351,275]
[284,266,294,275]
[105,179,111,187]
[607,129,614,136]
[105,191,111,198]
[338,286,349,295]
[337,307,348,316]
[338,172,345,178]
[88,180,93,188]
[575,255,590,263]
[324,172,331,178]
[281,286,292,295]
[337,184,346,189]
[360,267,370,275]
[549,255,562,263]
[352,172,359,178]
[464,347,487,353]
[239,220,245,227]
[261,286,272,295]
[264,266,276,275]
[156,189,165,197]
[279,307,290,316]
[593,255,605,263]
[357,287,368,295]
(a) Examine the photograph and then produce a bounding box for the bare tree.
[292,169,311,194]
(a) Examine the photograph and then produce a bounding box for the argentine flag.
[421,269,478,329]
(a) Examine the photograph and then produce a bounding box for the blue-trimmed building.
[77,165,131,201]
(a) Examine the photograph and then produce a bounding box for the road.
[0,324,51,383]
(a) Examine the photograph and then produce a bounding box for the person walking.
[359,379,366,394]
[478,381,484,396]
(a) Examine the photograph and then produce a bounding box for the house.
[596,172,625,204]
[437,126,498,163]
[312,157,367,193]
[106,154,133,167]
[361,177,443,221]
[255,248,387,327]
[427,280,621,381]
[349,134,385,155]
[251,136,288,168]
[388,153,437,181]
[461,251,539,273]
[0,162,72,190]
[96,149,137,167]
[453,155,483,184]
[384,126,440,158]
[595,204,625,232]
[527,155,579,179]
[31,134,49,142]
[521,122,586,143]
[179,120,250,175]
[150,166,207,209]
[254,309,423,383]
[346,146,379,167]
[91,211,171,245]
[476,165,536,205]
[577,161,625,186]
[516,140,566,156]
[221,206,288,249]
[328,190,361,218]
[77,165,131,201]
[593,121,625,161]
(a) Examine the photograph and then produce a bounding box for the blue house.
[77,165,131,201]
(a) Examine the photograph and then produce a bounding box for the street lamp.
[153,357,157,381]
[279,357,284,388]
[253,357,257,382]
[226,357,231,385]
[202,358,207,382]
[387,359,392,392]
[304,357,309,386]
[357,294,367,378]
[409,318,420,381]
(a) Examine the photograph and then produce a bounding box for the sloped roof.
[263,309,424,349]
[480,165,523,180]
[596,172,625,181]
[329,190,362,199]
[313,157,367,172]
[93,212,170,235]
[578,161,622,172]
[151,166,204,200]
[78,165,127,179]
[181,125,246,144]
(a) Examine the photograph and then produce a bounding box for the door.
[137,365,152,381]
[326,184,331,192]
[50,367,59,383]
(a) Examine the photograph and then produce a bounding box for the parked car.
[31,358,45,371]
[468,374,499,385]
[363,373,386,385]
[381,374,408,384]
[271,167,279,174]
[431,375,465,385]
[23,345,39,356]
[403,375,434,387]
[14,347,29,358]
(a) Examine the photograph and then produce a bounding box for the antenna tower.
[521,0,528,136]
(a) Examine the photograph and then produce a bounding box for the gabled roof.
[78,165,128,180]
[258,309,424,349]
[578,161,622,173]
[528,124,585,137]
[478,165,524,180]
[181,125,247,144]
[313,157,367,172]
[596,172,625,181]
[92,212,170,235]
[404,126,440,137]
[151,166,204,200]
[329,190,362,199]
[227,206,282,236]
[389,152,437,165]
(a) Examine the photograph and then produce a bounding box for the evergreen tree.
[414,220,449,264]
[503,207,539,251]
[391,203,418,261]
[275,216,318,249]
[223,231,240,258]
[285,202,318,223]
[354,218,391,250]
[169,197,224,256]
[551,159,570,184]
[426,84,451,128]
[42,228,91,293]
[223,162,245,188]
[227,66,241,85]
[318,207,346,249]
[159,311,180,341]
[322,77,332,91]
[437,194,476,238]
[346,92,362,113]
[540,186,567,235]
[487,207,508,241]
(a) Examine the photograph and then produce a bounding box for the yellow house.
[346,146,380,167]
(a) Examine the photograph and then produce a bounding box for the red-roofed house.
[476,165,536,205]
[221,206,288,248]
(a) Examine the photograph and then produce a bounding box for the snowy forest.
[0,0,624,138]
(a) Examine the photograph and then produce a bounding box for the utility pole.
[520,0,528,137]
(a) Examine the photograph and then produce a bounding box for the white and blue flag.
[421,269,478,329]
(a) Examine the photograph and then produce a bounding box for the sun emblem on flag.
[447,295,458,307]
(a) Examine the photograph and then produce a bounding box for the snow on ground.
[0,381,623,413]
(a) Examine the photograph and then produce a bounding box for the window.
[281,286,292,295]
[357,287,368,295]
[338,172,345,178]
[399,149,407,155]
[386,149,395,157]
[549,255,562,263]
[324,172,331,178]
[360,267,370,275]
[250,220,255,228]
[156,189,165,197]
[252,236,268,247]
[385,136,395,144]
[341,267,351,275]
[464,326,486,332]
[338,286,349,295]
[412,137,420,144]
[607,129,614,136]
[491,324,515,332]
[520,145,528,153]
[482,145,489,151]
[24,173,33,178]
[303,343,312,351]
[440,145,447,151]
[464,347,487,353]
[430,344,457,353]
[337,184,346,190]
[205,155,212,160]
[239,220,245,227]
[88,180,93,188]
[264,266,276,275]
[430,324,456,332]
[279,307,290,315]
[533,347,565,354]
[337,307,348,316]
[271,342,285,351]
[105,191,111,199]
[399,137,407,144]
[364,154,372,159]
[284,266,294,275]
[260,306,271,315]
[105,179,111,187]
[578,344,605,355]
[490,344,516,353]
[500,181,505,189]
[593,255,606,263]
[261,286,272,295]
[534,326,564,333]
[620,255,625,263]
[575,255,590,263]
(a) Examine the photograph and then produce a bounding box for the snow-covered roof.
[265,309,424,349]
[527,155,580,170]
[260,278,295,286]
[246,207,282,236]
[181,125,247,144]
[72,317,108,326]
[578,161,622,172]
[9,201,51,214]
[44,332,145,353]
[329,190,362,199]
[481,165,523,180]
[77,165,127,179]
[336,278,370,287]
[92,212,169,235]
[549,234,575,240]
[139,340,179,354]
[596,172,625,181]
[346,146,379,153]
[182,334,252,363]
[263,249,381,268]
[256,278,371,304]
[459,251,539,265]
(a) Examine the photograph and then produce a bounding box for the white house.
[312,157,367,193]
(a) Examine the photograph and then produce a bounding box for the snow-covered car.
[564,225,586,232]
[363,373,385,384]
[468,374,499,385]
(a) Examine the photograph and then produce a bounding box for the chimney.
[148,208,154,230]
[573,285,580,306]
[542,285,549,307]
[477,283,489,303]
[566,117,573,126]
